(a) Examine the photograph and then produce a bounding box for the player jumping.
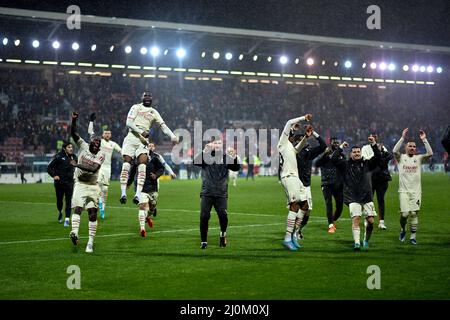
[119,91,179,205]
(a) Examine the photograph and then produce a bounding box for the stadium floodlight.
[212,52,220,59]
[225,52,233,60]
[72,42,79,51]
[109,45,114,52]
[362,62,367,68]
[150,46,160,57]
[52,40,60,49]
[322,60,326,65]
[124,45,132,54]
[370,62,377,69]
[238,54,244,60]
[334,61,339,66]
[164,49,169,56]
[294,58,299,64]
[402,65,409,71]
[253,55,258,61]
[344,60,352,68]
[91,44,97,51]
[419,65,426,72]
[140,47,148,55]
[427,65,434,73]
[388,63,396,71]
[279,56,288,64]
[306,57,314,66]
[14,39,20,46]
[436,66,443,73]
[379,62,387,70]
[412,64,419,72]
[2,37,8,45]
[32,40,40,48]
[176,48,186,58]
[267,56,272,62]
[201,51,206,58]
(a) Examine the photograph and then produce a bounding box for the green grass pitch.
[0,174,449,299]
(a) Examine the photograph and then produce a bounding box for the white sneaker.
[85,242,94,253]
[378,221,387,230]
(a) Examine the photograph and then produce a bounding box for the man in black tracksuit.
[331,137,381,251]
[315,137,344,233]
[294,126,326,236]
[47,142,77,225]
[371,143,393,230]
[137,150,165,237]
[194,139,240,249]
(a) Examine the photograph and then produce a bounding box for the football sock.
[88,221,97,244]
[120,162,131,197]
[139,210,146,230]
[352,227,361,244]
[364,221,373,241]
[135,164,146,198]
[71,213,80,236]
[285,211,296,242]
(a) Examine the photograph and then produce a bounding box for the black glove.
[90,113,96,121]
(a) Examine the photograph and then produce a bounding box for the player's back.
[398,154,422,194]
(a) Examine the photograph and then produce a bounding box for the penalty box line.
[0,222,283,245]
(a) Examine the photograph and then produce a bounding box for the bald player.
[393,128,433,245]
[119,91,179,205]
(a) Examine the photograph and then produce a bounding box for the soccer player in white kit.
[68,112,106,253]
[119,91,179,205]
[393,128,433,245]
[278,114,312,251]
[227,147,240,187]
[88,113,122,220]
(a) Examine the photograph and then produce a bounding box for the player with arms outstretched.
[68,112,105,253]
[278,114,312,251]
[393,128,433,245]
[88,113,122,220]
[119,91,179,205]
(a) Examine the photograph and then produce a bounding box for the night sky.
[1,0,449,47]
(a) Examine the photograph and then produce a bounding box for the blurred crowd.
[0,68,448,164]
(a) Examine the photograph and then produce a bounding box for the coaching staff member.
[47,142,77,226]
[194,138,240,249]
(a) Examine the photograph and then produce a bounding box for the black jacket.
[331,144,381,204]
[142,151,165,193]
[194,151,240,198]
[316,148,344,187]
[372,148,393,183]
[296,136,327,187]
[47,150,77,185]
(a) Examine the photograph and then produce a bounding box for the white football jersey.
[74,138,105,185]
[100,139,121,167]
[278,131,299,179]
[127,103,165,133]
[398,154,426,194]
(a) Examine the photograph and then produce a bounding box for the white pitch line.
[0,222,283,245]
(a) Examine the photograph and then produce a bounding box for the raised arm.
[87,113,96,140]
[70,112,81,143]
[280,114,312,142]
[419,130,433,162]
[367,136,382,170]
[315,148,332,168]
[393,128,407,161]
[331,142,348,171]
[152,109,178,144]
[309,131,327,159]
[156,153,176,177]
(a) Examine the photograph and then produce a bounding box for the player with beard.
[393,128,433,245]
[331,136,381,251]
[119,91,179,205]
[315,137,344,233]
[68,112,105,253]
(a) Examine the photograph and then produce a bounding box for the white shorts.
[121,132,148,158]
[281,176,307,205]
[229,171,238,179]
[98,167,111,186]
[399,192,421,213]
[139,192,158,206]
[71,182,101,210]
[349,202,377,218]
[300,185,313,210]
